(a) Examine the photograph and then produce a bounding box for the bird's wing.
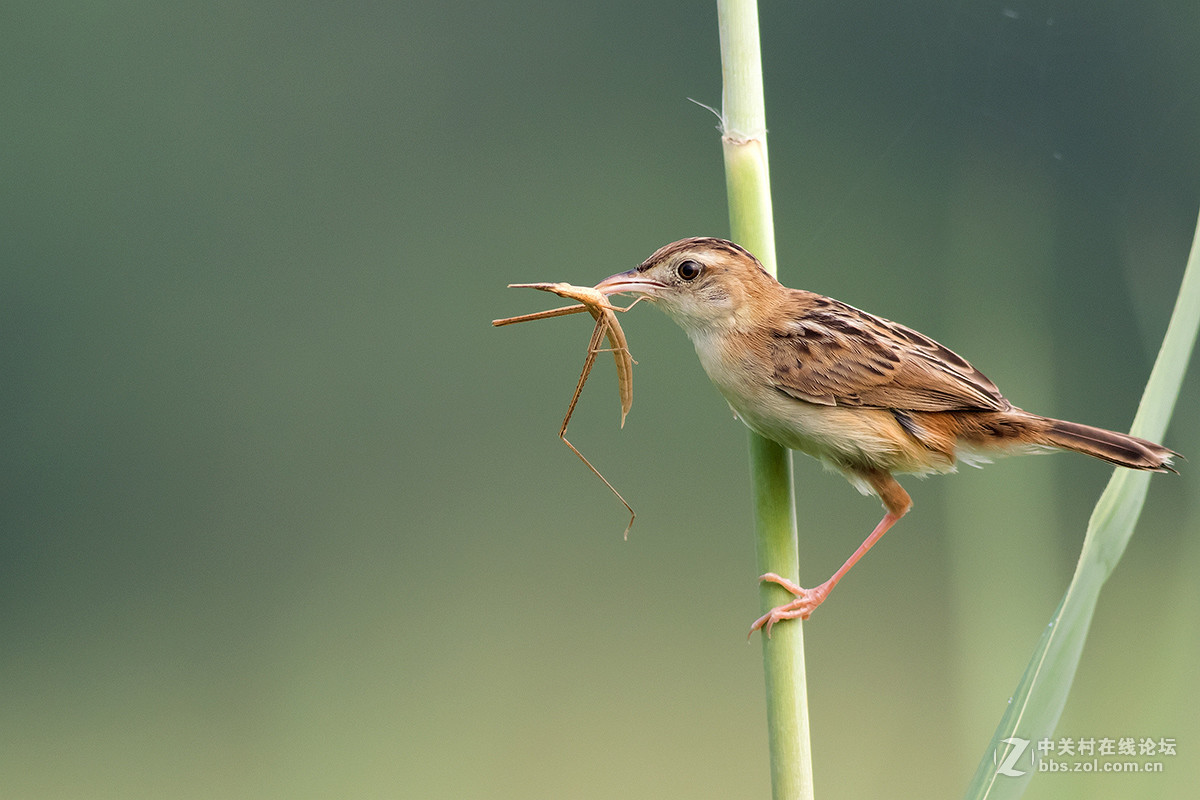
[768,297,1010,412]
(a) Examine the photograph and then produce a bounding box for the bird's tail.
[1039,418,1178,473]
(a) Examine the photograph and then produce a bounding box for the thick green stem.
[748,434,813,800]
[717,2,814,798]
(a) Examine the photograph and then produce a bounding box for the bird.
[594,237,1177,635]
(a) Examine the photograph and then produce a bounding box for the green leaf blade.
[964,207,1200,799]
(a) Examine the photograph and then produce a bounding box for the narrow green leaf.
[964,207,1200,799]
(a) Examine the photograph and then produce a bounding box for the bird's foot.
[748,573,830,638]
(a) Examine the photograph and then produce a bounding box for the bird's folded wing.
[768,301,1010,412]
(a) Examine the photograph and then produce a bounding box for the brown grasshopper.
[493,283,643,537]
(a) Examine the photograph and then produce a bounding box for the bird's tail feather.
[1039,418,1178,473]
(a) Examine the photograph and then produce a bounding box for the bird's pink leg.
[750,472,912,637]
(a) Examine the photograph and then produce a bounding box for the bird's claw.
[748,573,827,638]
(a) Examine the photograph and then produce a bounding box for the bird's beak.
[594,269,665,299]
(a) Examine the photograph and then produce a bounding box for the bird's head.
[595,237,778,334]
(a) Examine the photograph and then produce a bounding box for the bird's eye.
[677,260,702,281]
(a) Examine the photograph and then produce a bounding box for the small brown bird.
[595,237,1176,634]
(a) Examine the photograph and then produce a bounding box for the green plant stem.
[716,2,815,798]
[748,434,813,800]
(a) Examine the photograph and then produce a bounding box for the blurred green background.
[3,2,1198,798]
